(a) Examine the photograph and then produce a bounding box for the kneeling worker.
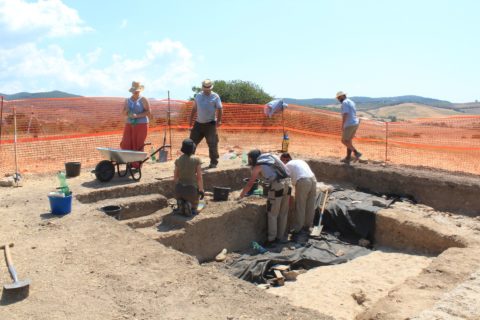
[173,139,205,216]
[280,153,317,236]
[239,150,291,245]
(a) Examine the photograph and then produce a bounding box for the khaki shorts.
[342,124,359,141]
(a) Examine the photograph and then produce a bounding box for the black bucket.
[65,162,81,177]
[101,205,122,217]
[213,187,231,201]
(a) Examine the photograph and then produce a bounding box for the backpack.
[256,154,289,180]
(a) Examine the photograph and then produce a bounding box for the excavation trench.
[78,165,471,320]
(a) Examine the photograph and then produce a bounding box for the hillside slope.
[0,90,81,100]
[359,103,463,120]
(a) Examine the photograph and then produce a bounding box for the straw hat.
[129,81,145,93]
[202,79,214,89]
[336,91,347,99]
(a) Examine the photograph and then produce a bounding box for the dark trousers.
[190,121,219,165]
[175,183,199,209]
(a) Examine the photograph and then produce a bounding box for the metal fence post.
[385,121,389,165]
[0,96,3,145]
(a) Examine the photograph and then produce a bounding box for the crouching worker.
[173,139,205,217]
[239,150,291,246]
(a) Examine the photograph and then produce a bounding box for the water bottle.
[128,112,138,126]
[57,171,70,196]
[242,151,248,165]
[150,146,156,162]
[252,241,268,254]
[281,132,289,152]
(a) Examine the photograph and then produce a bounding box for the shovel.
[310,189,329,237]
[2,243,31,293]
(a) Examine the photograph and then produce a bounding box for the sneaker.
[191,208,198,216]
[340,157,351,164]
[208,163,218,169]
[353,152,362,162]
[290,232,300,242]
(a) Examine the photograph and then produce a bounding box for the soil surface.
[1,157,480,319]
[0,158,326,320]
[271,250,432,320]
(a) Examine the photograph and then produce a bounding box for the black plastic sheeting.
[318,188,395,243]
[228,188,396,284]
[230,234,371,284]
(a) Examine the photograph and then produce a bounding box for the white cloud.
[0,39,197,98]
[0,0,92,39]
[0,1,196,98]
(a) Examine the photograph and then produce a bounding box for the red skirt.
[120,123,148,168]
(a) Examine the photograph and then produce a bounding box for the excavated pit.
[76,161,480,320]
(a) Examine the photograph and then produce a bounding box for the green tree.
[191,80,273,104]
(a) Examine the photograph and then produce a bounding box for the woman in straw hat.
[120,81,151,168]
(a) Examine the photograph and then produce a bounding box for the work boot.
[183,201,193,217]
[264,240,276,248]
[353,151,362,162]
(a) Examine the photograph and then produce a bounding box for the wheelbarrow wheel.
[95,160,115,182]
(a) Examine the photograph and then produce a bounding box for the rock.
[215,248,227,262]
[257,284,270,290]
[0,177,14,187]
[359,239,371,247]
[372,199,387,208]
[335,250,345,257]
[283,270,299,281]
[352,290,367,305]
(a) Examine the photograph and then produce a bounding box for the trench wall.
[76,167,250,204]
[308,159,480,216]
[158,203,267,262]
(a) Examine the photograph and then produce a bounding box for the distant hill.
[358,103,463,121]
[0,90,81,100]
[452,102,480,115]
[284,95,454,110]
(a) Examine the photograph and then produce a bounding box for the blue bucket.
[48,194,73,215]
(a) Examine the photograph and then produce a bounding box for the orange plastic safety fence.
[0,97,479,177]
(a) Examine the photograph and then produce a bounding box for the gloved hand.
[198,190,205,200]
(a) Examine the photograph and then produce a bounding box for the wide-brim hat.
[336,91,347,99]
[202,79,214,89]
[129,81,145,93]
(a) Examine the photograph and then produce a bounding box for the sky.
[0,0,479,102]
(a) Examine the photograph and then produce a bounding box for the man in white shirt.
[280,153,317,235]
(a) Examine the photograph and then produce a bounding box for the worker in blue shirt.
[336,91,362,163]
